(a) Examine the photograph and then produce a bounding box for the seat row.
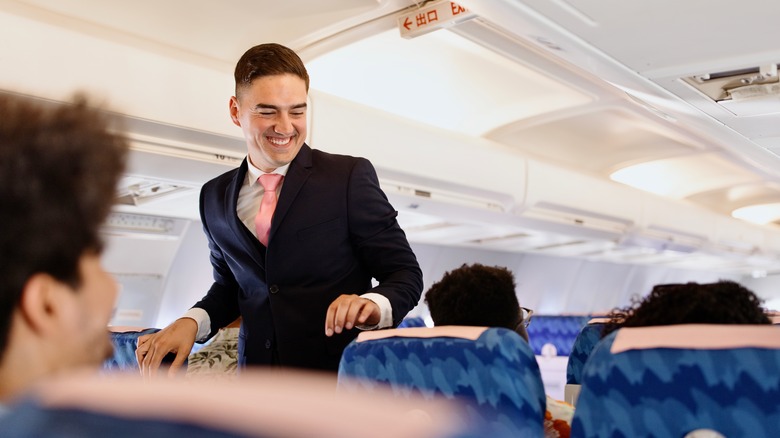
[338,323,780,438]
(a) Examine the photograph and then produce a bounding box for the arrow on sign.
[397,1,475,39]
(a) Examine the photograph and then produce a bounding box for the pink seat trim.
[357,326,489,343]
[611,324,780,353]
[587,318,611,325]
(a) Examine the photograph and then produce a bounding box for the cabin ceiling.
[4,0,780,273]
[465,0,780,215]
[10,0,393,67]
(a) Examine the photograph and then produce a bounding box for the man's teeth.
[268,137,291,146]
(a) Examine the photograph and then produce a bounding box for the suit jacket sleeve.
[191,185,242,338]
[347,158,423,324]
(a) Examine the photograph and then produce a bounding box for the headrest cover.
[586,318,610,325]
[611,324,780,353]
[357,326,489,343]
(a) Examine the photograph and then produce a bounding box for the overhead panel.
[307,26,590,137]
[682,64,780,117]
[487,107,701,175]
[710,216,765,257]
[519,159,640,239]
[630,194,717,254]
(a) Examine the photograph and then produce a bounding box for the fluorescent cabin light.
[610,154,758,198]
[610,161,679,197]
[732,203,780,225]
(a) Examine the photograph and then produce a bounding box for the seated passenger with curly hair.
[424,263,573,438]
[425,263,529,340]
[601,280,771,337]
[0,93,127,409]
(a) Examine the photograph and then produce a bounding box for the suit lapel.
[227,159,266,268]
[271,144,312,236]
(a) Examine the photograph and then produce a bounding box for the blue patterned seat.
[527,315,591,356]
[397,316,428,328]
[571,324,780,438]
[103,328,185,371]
[565,321,606,385]
[103,328,161,371]
[338,326,546,437]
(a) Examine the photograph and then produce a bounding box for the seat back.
[397,316,427,328]
[103,328,183,371]
[565,320,606,385]
[572,324,780,438]
[338,326,546,437]
[527,314,591,356]
[103,328,161,371]
[0,369,475,438]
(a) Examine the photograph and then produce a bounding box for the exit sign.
[398,1,476,39]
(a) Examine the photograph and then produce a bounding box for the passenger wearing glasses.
[424,263,572,438]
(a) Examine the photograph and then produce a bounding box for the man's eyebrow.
[254,103,308,110]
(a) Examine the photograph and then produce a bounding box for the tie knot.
[258,173,283,191]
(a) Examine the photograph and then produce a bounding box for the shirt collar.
[247,158,290,187]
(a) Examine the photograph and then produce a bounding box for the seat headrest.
[586,318,610,325]
[356,326,489,342]
[611,324,780,354]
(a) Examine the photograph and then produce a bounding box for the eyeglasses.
[519,307,534,329]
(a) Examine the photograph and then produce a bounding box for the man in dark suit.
[137,43,422,374]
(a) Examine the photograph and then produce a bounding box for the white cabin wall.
[154,220,214,328]
[407,242,737,319]
[739,276,780,312]
[103,225,188,327]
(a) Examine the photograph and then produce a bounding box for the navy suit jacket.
[194,144,423,371]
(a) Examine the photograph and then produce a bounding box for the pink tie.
[255,173,283,246]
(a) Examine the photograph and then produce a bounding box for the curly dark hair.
[234,43,310,97]
[0,92,127,360]
[424,263,521,330]
[602,280,771,337]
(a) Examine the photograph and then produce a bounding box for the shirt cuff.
[183,307,212,342]
[358,292,393,330]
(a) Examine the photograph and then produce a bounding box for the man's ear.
[18,273,67,335]
[229,96,241,127]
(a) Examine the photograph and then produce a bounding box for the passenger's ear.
[18,273,68,335]
[514,324,529,343]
